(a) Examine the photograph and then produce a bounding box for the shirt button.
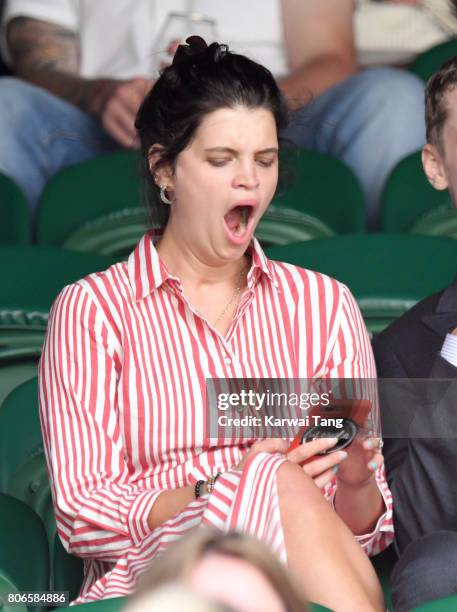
[224,357,232,366]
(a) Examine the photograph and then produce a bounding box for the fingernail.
[339,451,348,460]
[326,437,338,445]
[332,465,339,473]
[369,461,377,471]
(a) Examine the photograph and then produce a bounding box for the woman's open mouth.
[223,203,257,244]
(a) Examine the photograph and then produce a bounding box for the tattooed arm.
[7,17,152,146]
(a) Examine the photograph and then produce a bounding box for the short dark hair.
[135,36,289,227]
[425,55,457,148]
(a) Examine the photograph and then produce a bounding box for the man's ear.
[148,145,174,190]
[422,143,448,191]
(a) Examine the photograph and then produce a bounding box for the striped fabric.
[38,232,393,603]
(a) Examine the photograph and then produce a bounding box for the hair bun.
[172,35,208,67]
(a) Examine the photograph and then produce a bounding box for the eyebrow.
[204,147,279,155]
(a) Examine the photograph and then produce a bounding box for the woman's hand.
[335,436,384,488]
[235,439,289,471]
[236,437,350,490]
[286,437,349,489]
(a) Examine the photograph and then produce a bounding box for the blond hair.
[129,528,308,612]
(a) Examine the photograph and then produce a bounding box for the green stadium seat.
[381,151,456,236]
[0,173,30,245]
[56,597,124,612]
[0,245,117,357]
[0,356,39,408]
[265,234,457,335]
[0,246,117,407]
[35,148,365,257]
[409,38,457,82]
[414,594,457,611]
[274,147,366,235]
[0,378,86,597]
[54,594,330,612]
[0,493,49,609]
[0,569,27,612]
[0,378,54,547]
[0,378,41,491]
[52,535,84,599]
[36,150,144,250]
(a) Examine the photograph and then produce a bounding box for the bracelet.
[206,473,221,494]
[194,480,205,499]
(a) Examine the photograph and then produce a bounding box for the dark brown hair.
[135,36,289,228]
[425,55,457,148]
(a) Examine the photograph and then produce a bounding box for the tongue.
[225,207,243,231]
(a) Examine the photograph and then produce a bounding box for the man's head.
[423,56,457,205]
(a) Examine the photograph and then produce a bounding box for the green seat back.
[52,536,84,600]
[0,173,30,245]
[61,204,335,258]
[0,378,41,491]
[381,151,455,234]
[266,234,457,334]
[414,594,457,610]
[0,378,55,550]
[0,357,38,408]
[410,204,457,239]
[273,147,366,234]
[54,595,330,612]
[0,494,49,595]
[0,569,27,612]
[0,245,118,314]
[0,245,118,356]
[36,148,365,256]
[57,597,124,612]
[36,150,144,247]
[409,38,457,82]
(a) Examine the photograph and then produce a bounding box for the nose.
[233,161,260,190]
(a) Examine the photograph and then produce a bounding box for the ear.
[422,143,448,191]
[148,144,174,190]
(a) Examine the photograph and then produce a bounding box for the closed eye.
[207,159,231,167]
[256,158,276,167]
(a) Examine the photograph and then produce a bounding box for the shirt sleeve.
[324,284,394,555]
[1,0,78,66]
[38,282,166,561]
[440,333,457,368]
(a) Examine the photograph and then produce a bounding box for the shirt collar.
[128,231,279,302]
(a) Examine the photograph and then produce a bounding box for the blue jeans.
[0,77,119,215]
[283,67,426,228]
[0,69,425,227]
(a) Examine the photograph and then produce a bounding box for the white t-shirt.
[1,0,289,78]
[355,0,451,66]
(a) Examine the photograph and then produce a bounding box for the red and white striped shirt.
[39,232,393,601]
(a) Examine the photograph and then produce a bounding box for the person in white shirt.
[0,0,425,226]
[373,54,457,611]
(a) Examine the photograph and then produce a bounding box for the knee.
[356,67,425,116]
[0,76,34,99]
[391,531,457,611]
[0,76,42,117]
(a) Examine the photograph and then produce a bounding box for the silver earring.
[160,186,172,205]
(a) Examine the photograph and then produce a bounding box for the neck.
[156,225,249,289]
